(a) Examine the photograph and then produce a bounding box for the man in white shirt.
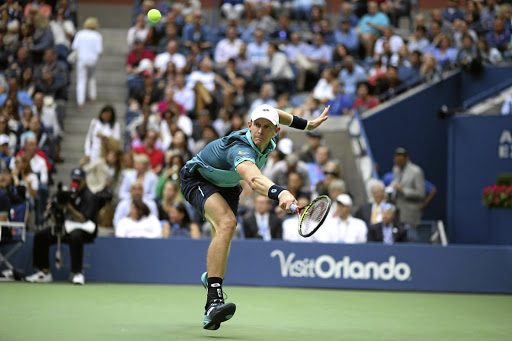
[373,27,404,57]
[214,25,243,66]
[154,40,186,76]
[314,194,367,244]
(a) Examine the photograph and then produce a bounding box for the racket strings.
[301,199,329,235]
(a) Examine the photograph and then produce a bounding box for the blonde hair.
[84,17,100,30]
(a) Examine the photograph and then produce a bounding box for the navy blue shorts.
[179,166,242,220]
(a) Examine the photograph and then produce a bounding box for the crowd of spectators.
[0,0,77,227]
[77,0,465,243]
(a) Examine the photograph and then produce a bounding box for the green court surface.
[1,283,511,341]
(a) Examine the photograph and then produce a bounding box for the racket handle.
[290,204,298,212]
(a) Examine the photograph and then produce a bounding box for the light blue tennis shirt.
[185,128,279,187]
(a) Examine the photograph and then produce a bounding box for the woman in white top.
[71,17,103,109]
[84,105,121,161]
[115,199,162,238]
[11,155,39,201]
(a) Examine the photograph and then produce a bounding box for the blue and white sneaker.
[203,299,236,330]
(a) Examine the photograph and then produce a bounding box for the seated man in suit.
[356,178,386,226]
[243,196,282,240]
[367,203,407,245]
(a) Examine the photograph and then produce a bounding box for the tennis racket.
[290,195,332,238]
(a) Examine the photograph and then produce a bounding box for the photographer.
[26,168,99,285]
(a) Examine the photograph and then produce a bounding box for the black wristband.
[289,115,308,130]
[268,185,286,201]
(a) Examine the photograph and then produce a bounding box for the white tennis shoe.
[71,273,85,285]
[26,271,53,283]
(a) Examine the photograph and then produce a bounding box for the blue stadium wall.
[4,235,512,294]
[362,66,512,243]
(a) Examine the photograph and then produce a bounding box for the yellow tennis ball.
[147,9,161,23]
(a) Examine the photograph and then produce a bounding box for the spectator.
[118,153,158,201]
[186,57,223,115]
[247,6,278,36]
[353,81,379,114]
[194,125,219,155]
[271,14,295,43]
[132,129,165,173]
[407,25,430,53]
[456,33,481,73]
[327,81,353,116]
[34,67,67,100]
[358,1,390,59]
[269,152,311,192]
[115,199,162,238]
[334,18,359,55]
[284,31,309,66]
[285,171,311,203]
[163,202,201,238]
[71,17,103,110]
[431,8,453,34]
[477,37,503,65]
[19,67,36,97]
[11,154,39,200]
[299,130,322,163]
[84,105,121,162]
[173,73,195,114]
[295,33,332,91]
[182,10,212,51]
[319,19,335,46]
[24,0,52,18]
[306,145,330,191]
[125,39,155,78]
[114,181,158,230]
[338,55,367,99]
[388,147,425,229]
[127,106,159,141]
[0,135,11,167]
[312,67,336,103]
[485,17,511,53]
[157,179,181,219]
[154,40,186,76]
[375,65,404,97]
[81,148,122,195]
[32,93,61,139]
[25,168,99,285]
[11,135,48,186]
[374,27,404,58]
[243,196,282,240]
[419,53,442,81]
[263,42,295,96]
[356,179,387,226]
[0,116,16,156]
[452,19,477,50]
[214,26,243,67]
[31,14,54,65]
[127,13,149,50]
[314,194,367,243]
[248,83,277,114]
[155,151,185,198]
[442,0,466,23]
[367,203,407,244]
[246,28,268,65]
[49,6,76,61]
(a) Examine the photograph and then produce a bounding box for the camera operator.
[26,168,99,285]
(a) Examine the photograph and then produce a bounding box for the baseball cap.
[336,194,352,207]
[0,134,9,145]
[278,138,293,155]
[394,147,408,156]
[70,168,86,181]
[250,104,279,126]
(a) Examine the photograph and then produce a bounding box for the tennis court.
[1,282,511,341]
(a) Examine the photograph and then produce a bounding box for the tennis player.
[180,104,330,330]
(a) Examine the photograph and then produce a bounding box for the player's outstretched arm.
[236,161,297,211]
[275,105,330,131]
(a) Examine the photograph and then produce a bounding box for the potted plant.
[482,175,512,245]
